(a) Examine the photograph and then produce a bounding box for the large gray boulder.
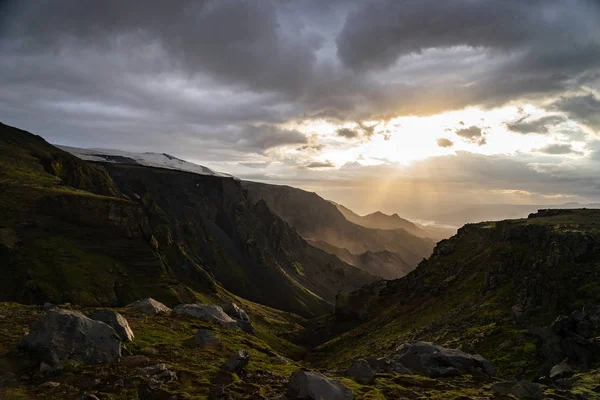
[127,298,171,315]
[223,350,250,373]
[19,309,122,366]
[366,357,412,374]
[91,310,134,342]
[347,359,375,384]
[395,342,495,378]
[287,371,353,400]
[174,304,237,330]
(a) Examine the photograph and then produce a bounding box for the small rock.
[40,381,60,388]
[236,320,256,335]
[127,298,172,315]
[157,369,177,383]
[347,359,375,384]
[223,350,250,373]
[91,310,135,341]
[550,360,573,380]
[209,385,226,399]
[222,302,250,321]
[39,362,54,374]
[43,302,57,310]
[174,304,237,330]
[273,355,290,365]
[123,355,150,368]
[195,329,222,348]
[136,363,168,377]
[287,370,353,400]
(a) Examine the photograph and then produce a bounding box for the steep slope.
[243,181,435,278]
[312,209,600,380]
[0,122,374,316]
[335,202,455,241]
[307,239,415,280]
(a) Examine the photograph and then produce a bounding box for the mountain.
[0,122,375,317]
[335,202,455,241]
[243,181,435,279]
[58,145,232,178]
[310,209,600,381]
[306,239,415,280]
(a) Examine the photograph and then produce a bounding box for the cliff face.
[0,122,374,316]
[316,209,600,377]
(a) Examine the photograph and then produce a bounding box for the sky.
[1,0,600,217]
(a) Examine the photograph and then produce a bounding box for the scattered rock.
[491,381,543,400]
[236,320,256,335]
[366,357,412,374]
[395,341,495,378]
[123,355,150,368]
[223,350,250,373]
[39,381,60,388]
[550,359,574,380]
[222,302,250,321]
[43,302,57,310]
[347,359,375,384]
[136,363,177,383]
[195,329,222,349]
[209,385,226,399]
[91,309,135,341]
[273,355,290,365]
[19,309,122,366]
[174,304,237,330]
[127,298,171,315]
[287,370,353,400]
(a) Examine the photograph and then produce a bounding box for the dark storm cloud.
[0,0,598,163]
[506,115,567,135]
[456,126,486,146]
[551,94,600,132]
[535,144,583,155]
[437,138,454,148]
[306,160,335,169]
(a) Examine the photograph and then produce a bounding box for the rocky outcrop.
[223,350,250,373]
[395,342,495,378]
[127,298,172,315]
[534,305,600,376]
[287,371,353,400]
[195,329,222,348]
[346,359,375,384]
[174,304,238,330]
[91,310,134,341]
[366,357,412,374]
[19,309,122,365]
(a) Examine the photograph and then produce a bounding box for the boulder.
[366,357,412,374]
[195,329,222,349]
[274,355,290,365]
[491,380,543,400]
[127,298,171,315]
[237,320,256,335]
[223,350,250,373]
[287,371,353,400]
[347,359,375,384]
[174,304,237,330]
[91,310,134,341]
[222,302,250,321]
[395,342,495,378]
[19,309,122,366]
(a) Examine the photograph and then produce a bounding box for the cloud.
[551,94,600,132]
[306,160,335,169]
[336,127,360,139]
[437,138,454,148]
[455,126,486,146]
[236,125,307,151]
[505,115,566,134]
[239,162,272,169]
[534,143,583,155]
